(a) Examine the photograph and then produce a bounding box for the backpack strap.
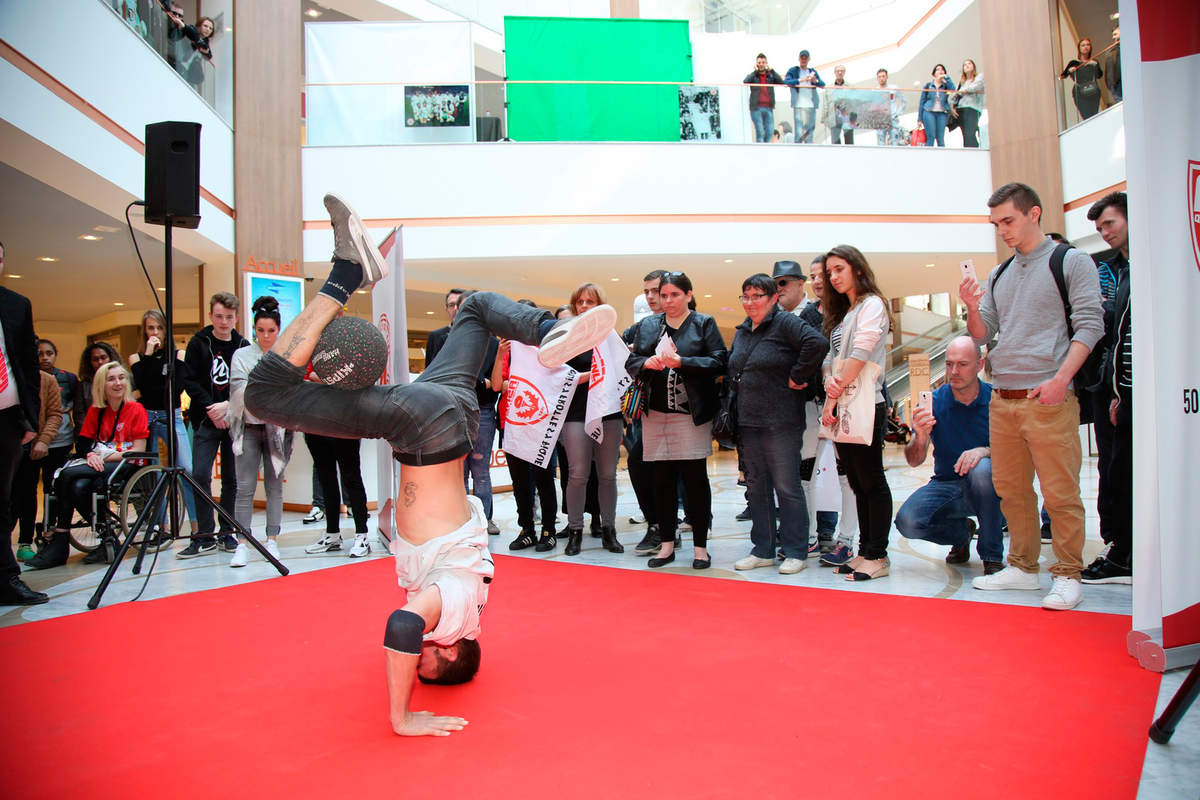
[989,243,1075,337]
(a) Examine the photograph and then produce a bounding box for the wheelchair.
[37,451,184,564]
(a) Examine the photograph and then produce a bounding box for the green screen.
[503,17,694,142]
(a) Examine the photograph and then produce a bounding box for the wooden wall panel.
[979,0,1064,263]
[233,0,303,300]
[611,0,639,18]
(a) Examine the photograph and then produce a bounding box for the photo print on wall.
[405,85,471,127]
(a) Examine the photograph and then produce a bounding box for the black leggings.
[502,432,558,533]
[305,433,368,535]
[624,421,656,524]
[652,458,710,548]
[834,402,892,560]
[53,461,119,529]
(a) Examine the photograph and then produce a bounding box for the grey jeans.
[246,292,552,466]
[560,418,622,529]
[234,424,283,537]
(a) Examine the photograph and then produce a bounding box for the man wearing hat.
[784,50,824,143]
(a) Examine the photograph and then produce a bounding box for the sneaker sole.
[176,548,217,560]
[1041,597,1083,610]
[1080,575,1133,585]
[972,579,1041,591]
[538,305,617,367]
[305,545,342,554]
[325,194,389,288]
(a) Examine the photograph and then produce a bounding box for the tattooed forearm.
[402,481,417,507]
[281,334,306,359]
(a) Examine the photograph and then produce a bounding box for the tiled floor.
[6,444,1197,798]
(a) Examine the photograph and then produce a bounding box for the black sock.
[318,259,363,306]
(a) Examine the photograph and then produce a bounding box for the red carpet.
[0,557,1159,799]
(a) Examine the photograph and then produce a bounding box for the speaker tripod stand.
[87,215,288,609]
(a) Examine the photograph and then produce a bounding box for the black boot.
[590,515,602,538]
[26,532,70,570]
[564,527,584,556]
[601,525,624,554]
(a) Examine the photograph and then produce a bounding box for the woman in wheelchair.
[26,362,149,569]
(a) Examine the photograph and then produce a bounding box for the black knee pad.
[384,609,424,655]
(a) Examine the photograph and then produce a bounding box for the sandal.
[835,555,866,575]
[848,559,890,581]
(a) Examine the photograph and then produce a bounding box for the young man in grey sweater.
[959,183,1104,611]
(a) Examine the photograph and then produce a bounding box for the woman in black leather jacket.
[625,272,728,569]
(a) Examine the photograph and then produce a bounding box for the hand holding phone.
[959,259,978,284]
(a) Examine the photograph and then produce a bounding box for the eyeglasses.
[739,293,770,303]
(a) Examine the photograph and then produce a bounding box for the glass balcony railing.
[100,0,232,124]
[302,79,989,149]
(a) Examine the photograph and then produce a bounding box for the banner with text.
[501,343,578,468]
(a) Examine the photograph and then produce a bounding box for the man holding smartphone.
[894,337,1005,574]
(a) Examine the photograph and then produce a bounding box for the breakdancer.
[245,194,615,736]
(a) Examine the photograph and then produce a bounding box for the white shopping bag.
[810,438,842,512]
[832,357,882,446]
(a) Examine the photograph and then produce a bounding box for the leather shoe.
[0,575,49,606]
[647,551,675,569]
[692,554,711,570]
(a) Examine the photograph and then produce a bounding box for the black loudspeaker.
[144,121,201,229]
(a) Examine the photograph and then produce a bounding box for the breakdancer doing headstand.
[245,195,615,736]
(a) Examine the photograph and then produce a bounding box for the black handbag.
[713,328,765,441]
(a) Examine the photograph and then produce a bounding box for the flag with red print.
[502,343,579,468]
[584,331,632,443]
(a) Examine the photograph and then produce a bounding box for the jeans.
[246,290,552,467]
[464,406,496,518]
[305,432,367,535]
[740,426,809,559]
[989,393,1085,578]
[829,126,853,144]
[894,458,1005,563]
[958,107,980,147]
[921,109,947,146]
[834,402,892,560]
[750,106,774,142]
[192,422,235,540]
[793,106,816,143]
[234,424,284,537]
[561,418,621,529]
[146,408,198,524]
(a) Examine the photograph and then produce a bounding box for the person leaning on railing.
[952,59,985,148]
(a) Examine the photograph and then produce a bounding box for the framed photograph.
[404,85,471,127]
[680,86,721,141]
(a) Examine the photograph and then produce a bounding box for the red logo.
[1190,161,1200,275]
[589,347,605,390]
[505,377,549,426]
[377,313,392,385]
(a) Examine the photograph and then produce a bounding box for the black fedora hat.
[771,260,807,280]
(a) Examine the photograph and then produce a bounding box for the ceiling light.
[79,234,101,241]
[157,287,166,291]
[113,302,125,307]
[7,274,22,279]
[703,294,712,298]
[1109,11,1119,19]
[305,8,322,17]
[924,263,935,268]
[37,256,58,262]
[93,225,120,233]
[425,311,435,315]
[610,277,620,282]
[723,258,733,263]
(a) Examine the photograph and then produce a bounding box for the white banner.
[584,331,633,442]
[371,228,407,543]
[499,343,578,468]
[1122,0,1200,661]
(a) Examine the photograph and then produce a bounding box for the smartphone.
[917,391,933,414]
[960,259,978,284]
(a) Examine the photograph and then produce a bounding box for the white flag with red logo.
[501,343,579,468]
[584,331,632,443]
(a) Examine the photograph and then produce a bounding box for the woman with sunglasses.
[624,272,727,569]
[728,273,827,575]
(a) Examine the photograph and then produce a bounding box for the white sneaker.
[628,514,645,525]
[972,565,1041,591]
[348,533,371,558]
[302,506,325,524]
[779,557,807,575]
[734,554,776,571]
[538,304,618,367]
[1042,576,1083,610]
[305,533,342,554]
[324,193,389,288]
[265,539,281,560]
[229,543,249,568]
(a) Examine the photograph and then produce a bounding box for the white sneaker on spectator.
[229,543,249,568]
[779,557,807,575]
[971,565,1040,591]
[302,506,324,524]
[1041,576,1083,610]
[349,533,371,558]
[265,539,281,560]
[734,555,776,571]
[305,533,342,554]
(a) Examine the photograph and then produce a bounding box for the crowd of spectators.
[2,182,1133,610]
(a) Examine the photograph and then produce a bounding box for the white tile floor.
[6,443,1197,798]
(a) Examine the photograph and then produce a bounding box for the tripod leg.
[87,472,170,610]
[1150,659,1200,744]
[180,471,289,577]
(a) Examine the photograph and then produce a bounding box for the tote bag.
[832,356,882,445]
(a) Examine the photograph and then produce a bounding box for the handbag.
[713,326,767,441]
[831,356,882,445]
[620,378,645,419]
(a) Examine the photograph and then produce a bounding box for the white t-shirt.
[392,495,493,645]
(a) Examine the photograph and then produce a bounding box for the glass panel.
[1055,0,1121,133]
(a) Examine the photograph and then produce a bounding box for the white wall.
[1060,102,1125,247]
